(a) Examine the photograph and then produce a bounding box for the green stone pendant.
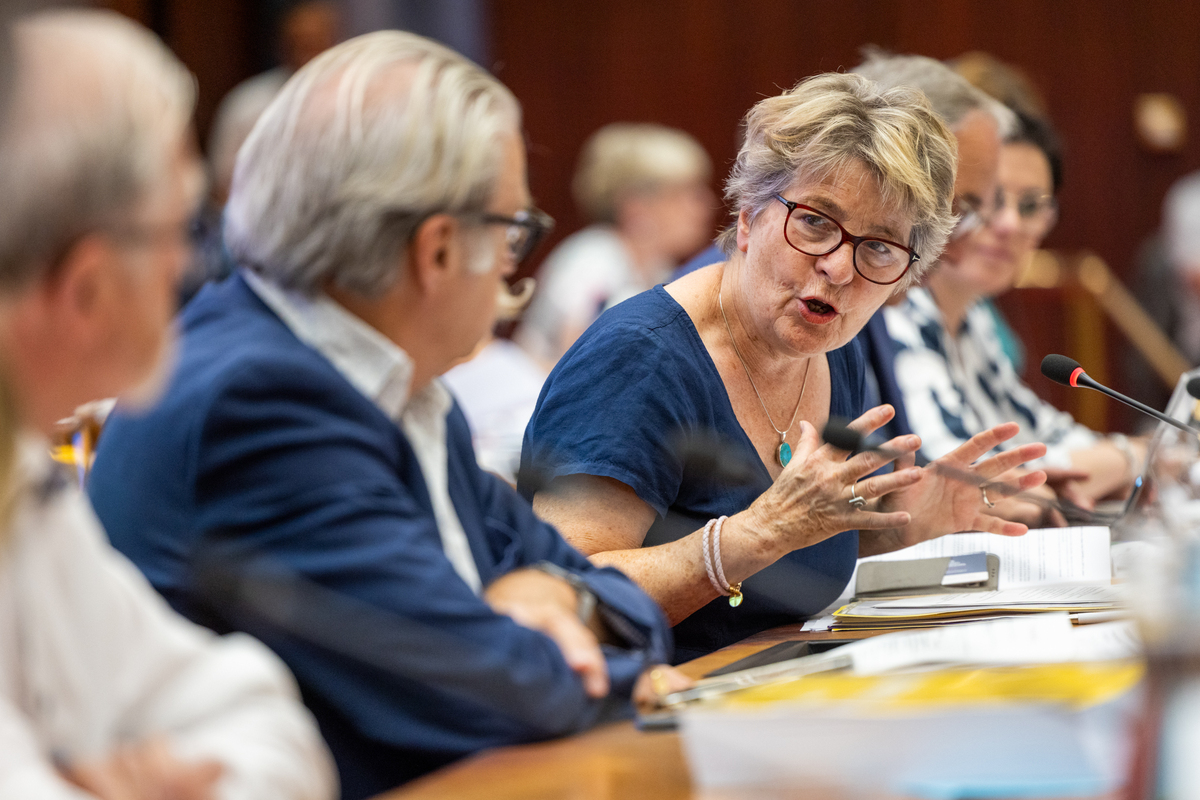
[777,441,792,467]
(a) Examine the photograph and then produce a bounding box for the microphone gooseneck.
[820,421,865,453]
[1040,354,1199,436]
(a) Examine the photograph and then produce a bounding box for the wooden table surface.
[376,624,876,800]
[375,621,1124,800]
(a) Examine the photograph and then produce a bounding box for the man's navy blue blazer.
[88,273,673,800]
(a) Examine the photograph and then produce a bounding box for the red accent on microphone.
[1069,367,1084,388]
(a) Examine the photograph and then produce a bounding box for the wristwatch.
[531,561,598,623]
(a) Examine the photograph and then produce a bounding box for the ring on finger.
[848,481,867,509]
[980,485,996,509]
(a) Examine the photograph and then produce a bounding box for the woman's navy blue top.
[520,286,865,662]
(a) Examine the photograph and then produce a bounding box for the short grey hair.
[224,30,521,296]
[718,72,958,283]
[0,9,196,290]
[572,123,711,224]
[853,48,1016,137]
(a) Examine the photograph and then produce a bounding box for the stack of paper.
[845,614,1139,675]
[857,526,1113,590]
[679,616,1143,798]
[680,659,1142,799]
[665,614,1139,706]
[833,584,1124,631]
[805,527,1116,633]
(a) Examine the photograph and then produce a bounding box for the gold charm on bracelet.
[728,583,743,607]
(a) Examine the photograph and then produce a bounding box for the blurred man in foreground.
[89,30,678,800]
[0,9,336,800]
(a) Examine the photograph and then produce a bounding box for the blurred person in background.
[879,57,1143,517]
[184,0,341,302]
[0,9,335,799]
[1130,172,1200,411]
[87,30,680,800]
[515,122,715,368]
[949,50,1052,374]
[849,51,1016,442]
[208,0,340,208]
[442,325,550,484]
[521,71,1049,663]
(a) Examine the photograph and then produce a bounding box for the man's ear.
[41,234,120,348]
[407,213,460,295]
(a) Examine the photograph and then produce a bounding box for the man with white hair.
[0,9,336,800]
[88,30,677,800]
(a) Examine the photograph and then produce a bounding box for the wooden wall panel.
[90,0,1200,430]
[98,0,257,151]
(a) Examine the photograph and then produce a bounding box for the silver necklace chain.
[718,286,811,445]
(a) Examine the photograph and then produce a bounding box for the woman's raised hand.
[876,421,1048,551]
[743,405,927,555]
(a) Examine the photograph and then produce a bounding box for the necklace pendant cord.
[719,287,810,468]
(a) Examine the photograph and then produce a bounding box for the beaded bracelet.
[701,515,743,608]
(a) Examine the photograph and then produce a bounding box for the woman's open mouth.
[800,296,838,322]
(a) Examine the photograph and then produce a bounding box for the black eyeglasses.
[478,207,555,264]
[774,195,918,286]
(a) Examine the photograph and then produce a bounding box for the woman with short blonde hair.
[521,72,1048,661]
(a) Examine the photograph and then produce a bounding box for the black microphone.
[1186,375,1200,401]
[822,421,868,454]
[1041,354,1199,436]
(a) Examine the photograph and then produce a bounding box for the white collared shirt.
[243,270,483,594]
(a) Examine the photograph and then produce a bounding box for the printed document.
[856,526,1111,590]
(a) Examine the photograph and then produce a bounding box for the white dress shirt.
[243,270,483,593]
[0,437,337,799]
[441,339,548,484]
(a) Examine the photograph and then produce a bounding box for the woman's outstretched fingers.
[824,405,896,454]
[881,433,921,456]
[976,511,1030,537]
[834,434,919,481]
[844,469,920,531]
[1014,469,1048,492]
[977,446,1050,487]
[845,404,895,432]
[947,422,1023,464]
[855,467,923,498]
[882,433,921,470]
[840,449,898,482]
